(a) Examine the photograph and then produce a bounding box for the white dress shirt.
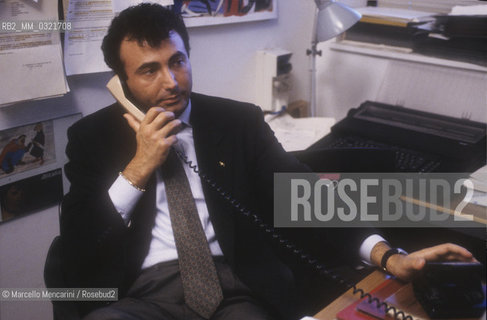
[108,101,384,269]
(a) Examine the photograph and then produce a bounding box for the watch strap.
[381,248,407,272]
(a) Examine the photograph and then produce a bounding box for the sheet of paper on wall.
[112,0,174,14]
[63,0,114,75]
[0,0,68,106]
[64,0,173,75]
[265,113,335,152]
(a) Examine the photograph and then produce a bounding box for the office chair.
[44,235,81,320]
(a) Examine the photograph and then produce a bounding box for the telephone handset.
[107,75,145,122]
[107,75,433,320]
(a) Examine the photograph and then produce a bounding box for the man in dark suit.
[60,4,476,320]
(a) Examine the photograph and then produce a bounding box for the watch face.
[397,248,407,255]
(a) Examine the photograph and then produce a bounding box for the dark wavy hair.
[101,3,190,80]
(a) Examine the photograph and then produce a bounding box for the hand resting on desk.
[372,242,477,281]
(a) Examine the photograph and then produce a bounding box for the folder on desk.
[337,278,486,320]
[336,279,403,320]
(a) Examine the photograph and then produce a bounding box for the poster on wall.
[0,169,63,223]
[175,0,278,27]
[0,121,56,179]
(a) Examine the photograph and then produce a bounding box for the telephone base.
[413,262,485,319]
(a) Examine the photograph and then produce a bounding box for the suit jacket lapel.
[190,95,236,264]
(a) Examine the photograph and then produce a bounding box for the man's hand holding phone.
[122,107,182,190]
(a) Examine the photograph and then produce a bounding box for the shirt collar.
[178,100,191,127]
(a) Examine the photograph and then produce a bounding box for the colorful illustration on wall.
[0,120,55,179]
[173,0,278,27]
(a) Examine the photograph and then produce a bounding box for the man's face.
[119,31,192,117]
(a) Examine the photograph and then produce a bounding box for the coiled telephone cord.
[176,150,414,320]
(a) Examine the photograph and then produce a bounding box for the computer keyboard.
[327,136,442,172]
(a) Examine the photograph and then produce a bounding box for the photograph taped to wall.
[0,168,63,224]
[176,0,278,27]
[0,120,55,179]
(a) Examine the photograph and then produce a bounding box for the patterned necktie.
[161,149,223,319]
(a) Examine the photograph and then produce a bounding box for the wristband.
[119,171,146,192]
[381,248,407,272]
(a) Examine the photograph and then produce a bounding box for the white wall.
[189,2,315,106]
[0,208,58,320]
[314,40,487,122]
[0,2,315,319]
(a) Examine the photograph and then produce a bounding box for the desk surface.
[314,271,389,320]
[314,270,486,320]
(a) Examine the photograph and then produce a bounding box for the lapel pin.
[218,161,225,168]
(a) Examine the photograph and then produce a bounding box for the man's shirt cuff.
[359,234,387,265]
[108,174,144,224]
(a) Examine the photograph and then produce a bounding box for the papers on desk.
[450,4,487,16]
[382,284,428,320]
[336,278,404,320]
[332,271,486,320]
[0,0,68,106]
[464,165,487,208]
[265,113,335,152]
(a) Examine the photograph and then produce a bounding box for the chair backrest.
[44,236,81,320]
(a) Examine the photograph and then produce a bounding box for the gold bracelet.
[119,171,146,192]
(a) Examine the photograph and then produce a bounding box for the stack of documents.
[356,7,433,27]
[377,0,479,14]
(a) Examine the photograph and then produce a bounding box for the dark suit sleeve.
[244,106,374,266]
[60,118,130,290]
[243,105,308,218]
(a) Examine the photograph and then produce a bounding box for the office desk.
[314,270,485,320]
[314,271,390,320]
